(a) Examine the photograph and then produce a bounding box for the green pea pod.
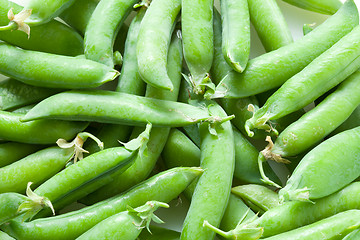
[248,0,293,52]
[343,229,360,240]
[0,142,43,168]
[76,201,169,240]
[137,0,180,91]
[205,181,360,239]
[84,0,138,67]
[181,101,235,240]
[0,231,14,240]
[331,105,360,136]
[262,210,360,240]
[1,167,203,240]
[0,111,88,144]
[245,25,360,136]
[221,0,250,72]
[21,90,224,127]
[0,193,28,225]
[0,146,73,193]
[81,31,183,204]
[0,78,60,111]
[59,0,100,36]
[138,226,180,240]
[265,70,360,161]
[231,185,279,215]
[10,104,35,114]
[212,0,359,99]
[0,42,118,89]
[279,126,360,202]
[0,0,83,56]
[281,0,343,15]
[182,0,214,95]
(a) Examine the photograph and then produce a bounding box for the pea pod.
[0,111,88,144]
[281,0,342,15]
[263,70,360,162]
[245,25,360,136]
[248,0,293,52]
[0,193,28,225]
[0,142,43,168]
[0,0,83,56]
[212,0,359,99]
[221,0,250,72]
[81,31,183,204]
[181,0,214,94]
[0,78,60,111]
[181,101,235,240]
[343,229,360,240]
[21,90,226,127]
[262,210,360,240]
[0,42,118,89]
[137,0,180,91]
[84,0,138,67]
[0,231,14,240]
[76,201,169,240]
[331,105,360,136]
[1,167,203,240]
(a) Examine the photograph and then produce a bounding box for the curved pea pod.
[0,0,83,56]
[0,146,73,194]
[0,193,28,225]
[245,25,360,136]
[1,167,203,240]
[205,181,360,239]
[331,105,360,136]
[21,90,224,127]
[262,210,360,240]
[212,0,359,99]
[231,185,279,215]
[0,78,61,111]
[0,42,118,89]
[76,201,169,240]
[0,142,43,168]
[221,0,250,72]
[279,126,360,202]
[181,102,235,240]
[84,0,138,67]
[181,0,214,95]
[138,226,180,240]
[248,0,293,52]
[137,0,180,91]
[263,70,360,162]
[0,111,87,144]
[281,0,343,15]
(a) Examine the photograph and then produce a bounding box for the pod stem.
[258,153,282,189]
[2,8,32,37]
[203,220,232,238]
[261,136,290,164]
[119,123,152,159]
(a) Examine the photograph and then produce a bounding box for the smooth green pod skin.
[213,0,359,99]
[0,0,83,56]
[246,25,360,135]
[182,0,214,94]
[1,167,203,240]
[81,33,183,204]
[0,142,43,168]
[35,147,136,213]
[0,231,14,240]
[0,111,87,144]
[225,181,360,238]
[0,146,73,193]
[231,185,279,215]
[248,0,293,52]
[138,226,180,240]
[84,0,137,67]
[221,0,250,72]
[343,229,360,240]
[22,90,214,127]
[10,104,35,114]
[269,70,360,159]
[59,0,100,36]
[0,193,28,225]
[279,126,360,202]
[262,210,360,240]
[137,0,180,91]
[181,102,235,240]
[0,42,118,89]
[331,105,360,136]
[0,78,60,111]
[281,0,342,15]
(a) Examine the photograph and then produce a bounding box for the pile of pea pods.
[0,0,359,239]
